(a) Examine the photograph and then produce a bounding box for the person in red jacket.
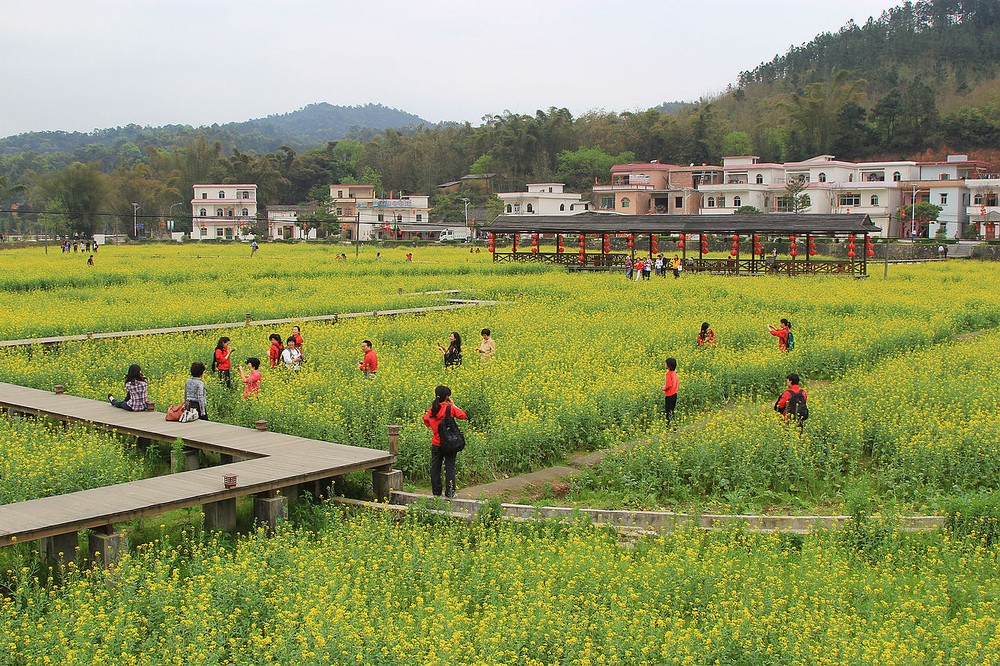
[767,318,792,351]
[212,337,232,388]
[268,334,283,369]
[358,339,378,378]
[422,385,467,498]
[662,357,678,422]
[774,373,808,423]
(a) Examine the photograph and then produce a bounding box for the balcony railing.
[593,183,653,192]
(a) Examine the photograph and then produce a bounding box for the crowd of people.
[107,314,805,499]
[624,254,684,280]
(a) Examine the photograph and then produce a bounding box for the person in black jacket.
[438,332,463,367]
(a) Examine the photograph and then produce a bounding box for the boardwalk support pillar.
[170,446,200,472]
[372,464,402,502]
[203,498,237,532]
[40,531,78,565]
[254,491,288,532]
[88,525,125,568]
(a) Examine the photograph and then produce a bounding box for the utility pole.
[132,203,140,239]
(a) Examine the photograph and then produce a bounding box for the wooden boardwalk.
[0,298,496,349]
[0,382,396,549]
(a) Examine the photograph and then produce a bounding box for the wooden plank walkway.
[0,299,497,349]
[0,382,395,546]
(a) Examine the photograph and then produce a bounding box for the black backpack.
[784,389,808,423]
[438,405,466,453]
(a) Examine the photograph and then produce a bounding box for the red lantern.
[730,249,738,257]
[579,240,586,249]
[848,250,855,258]
[678,240,685,248]
[789,235,797,242]
[627,240,634,248]
[488,246,495,253]
[578,251,585,263]
[867,250,874,257]
[557,246,564,253]
[753,235,759,243]
[732,235,739,242]
[701,244,709,254]
[809,249,816,256]
[531,239,538,247]
[790,250,798,258]
[532,247,538,254]
[627,234,634,242]
[488,233,495,240]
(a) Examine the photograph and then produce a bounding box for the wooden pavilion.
[484,212,881,277]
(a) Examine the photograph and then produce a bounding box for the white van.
[439,228,472,242]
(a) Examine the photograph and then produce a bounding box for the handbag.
[438,404,466,453]
[165,403,186,422]
[179,407,200,423]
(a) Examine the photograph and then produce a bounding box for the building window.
[601,195,614,210]
[818,173,827,183]
[620,198,629,209]
[526,203,534,213]
[215,208,223,217]
[733,196,742,208]
[416,214,422,222]
[974,194,983,205]
[336,208,343,216]
[756,174,764,184]
[848,174,854,182]
[337,190,343,198]
[216,228,224,237]
[870,195,879,206]
[707,197,715,207]
[200,208,207,217]
[241,208,249,216]
[506,204,512,213]
[227,209,234,217]
[675,196,683,208]
[377,214,384,222]
[839,193,861,207]
[396,215,403,224]
[200,227,208,236]
[218,190,225,198]
[940,173,950,180]
[201,193,207,199]
[893,171,901,181]
[559,204,565,211]
[940,193,948,205]
[242,191,250,199]
[718,196,726,208]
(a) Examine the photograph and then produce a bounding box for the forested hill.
[738,0,1000,90]
[0,103,428,156]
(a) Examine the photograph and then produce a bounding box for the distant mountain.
[0,103,430,156]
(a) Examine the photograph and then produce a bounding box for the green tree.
[734,205,763,214]
[556,147,635,191]
[783,179,812,213]
[37,162,109,237]
[37,196,71,252]
[899,201,943,238]
[469,154,494,176]
[721,131,753,157]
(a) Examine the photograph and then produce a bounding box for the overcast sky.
[0,0,904,138]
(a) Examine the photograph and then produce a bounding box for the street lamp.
[167,202,183,233]
[461,197,470,238]
[909,185,918,241]
[131,203,141,239]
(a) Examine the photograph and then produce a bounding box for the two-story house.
[497,183,591,215]
[191,184,257,240]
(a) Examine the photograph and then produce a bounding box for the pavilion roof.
[485,212,880,235]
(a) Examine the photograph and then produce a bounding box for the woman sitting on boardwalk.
[108,364,148,412]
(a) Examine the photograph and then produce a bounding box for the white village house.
[191,184,257,240]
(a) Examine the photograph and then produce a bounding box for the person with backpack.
[774,373,808,426]
[767,318,794,352]
[422,385,468,498]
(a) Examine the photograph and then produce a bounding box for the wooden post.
[203,498,237,532]
[87,525,125,568]
[253,491,288,533]
[387,424,401,456]
[40,531,79,566]
[372,464,403,502]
